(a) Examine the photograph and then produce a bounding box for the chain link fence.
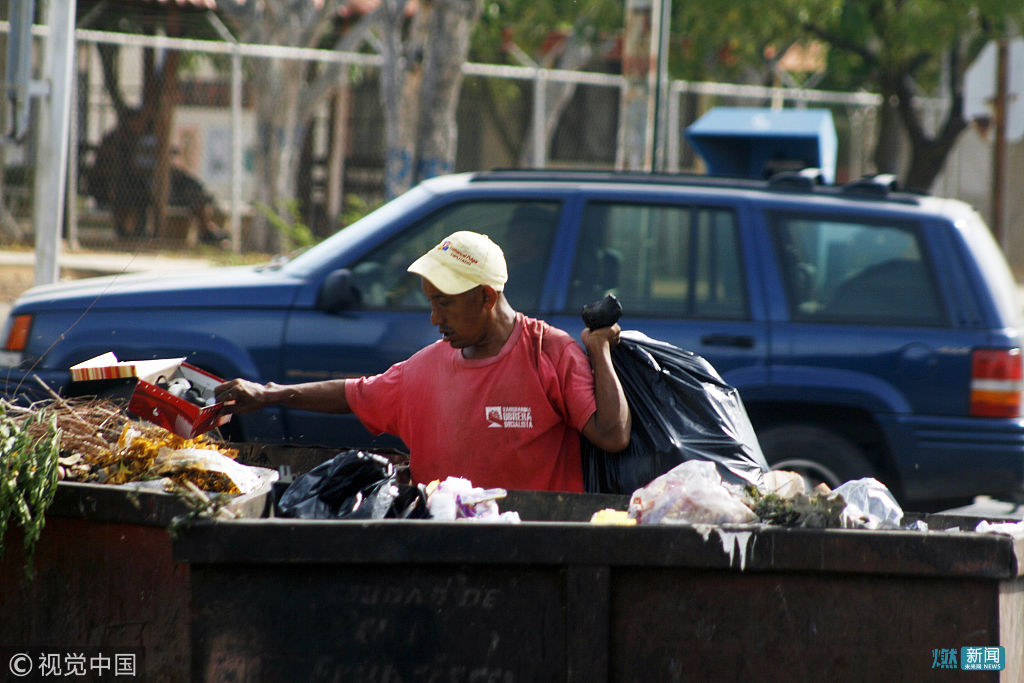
[1,25,956,259]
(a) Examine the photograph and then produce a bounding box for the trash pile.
[275,450,521,522]
[615,459,908,531]
[424,477,521,523]
[272,447,915,530]
[2,395,263,496]
[277,449,428,520]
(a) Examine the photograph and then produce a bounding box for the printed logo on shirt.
[485,406,533,428]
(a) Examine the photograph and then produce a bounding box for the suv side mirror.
[317,268,361,313]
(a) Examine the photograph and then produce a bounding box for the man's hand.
[581,322,621,354]
[214,378,271,415]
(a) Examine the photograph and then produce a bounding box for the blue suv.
[3,169,1023,506]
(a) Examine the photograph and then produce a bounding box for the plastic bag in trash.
[152,446,271,495]
[627,460,757,525]
[830,477,903,529]
[425,477,521,523]
[276,449,428,519]
[581,328,769,494]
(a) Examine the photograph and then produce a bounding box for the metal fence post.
[532,69,546,168]
[33,0,76,285]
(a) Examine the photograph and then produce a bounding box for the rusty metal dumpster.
[0,477,273,682]
[5,440,1022,682]
[172,510,1023,682]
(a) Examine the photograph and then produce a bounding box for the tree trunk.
[248,57,307,253]
[149,11,181,240]
[872,79,903,176]
[898,47,970,193]
[415,0,481,180]
[379,0,410,199]
[379,0,482,198]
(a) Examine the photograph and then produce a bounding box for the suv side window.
[769,214,945,326]
[566,201,747,319]
[352,200,561,311]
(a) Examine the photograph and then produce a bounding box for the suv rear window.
[567,201,747,319]
[770,214,946,326]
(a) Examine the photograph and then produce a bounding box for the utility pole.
[991,37,1008,249]
[617,0,671,172]
[617,0,653,171]
[25,0,76,285]
[650,0,671,172]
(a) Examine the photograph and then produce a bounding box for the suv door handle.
[700,334,755,349]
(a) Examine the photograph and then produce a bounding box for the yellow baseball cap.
[407,231,508,295]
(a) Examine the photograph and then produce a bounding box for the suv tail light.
[970,348,1023,417]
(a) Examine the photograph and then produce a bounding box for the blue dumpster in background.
[685,107,838,184]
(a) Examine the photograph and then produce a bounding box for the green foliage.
[255,200,318,252]
[751,0,1024,93]
[472,0,619,65]
[472,0,1024,97]
[0,404,61,579]
[340,193,384,228]
[745,484,847,528]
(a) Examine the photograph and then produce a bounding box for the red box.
[70,353,231,439]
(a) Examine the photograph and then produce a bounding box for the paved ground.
[938,495,1024,520]
[0,248,213,277]
[0,248,216,320]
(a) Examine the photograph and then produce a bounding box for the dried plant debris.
[2,395,238,494]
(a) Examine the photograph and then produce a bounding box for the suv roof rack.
[841,173,901,197]
[470,168,924,205]
[766,167,825,191]
[472,168,763,189]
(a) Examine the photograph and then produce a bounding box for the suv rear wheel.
[758,423,876,491]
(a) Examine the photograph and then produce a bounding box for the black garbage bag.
[276,449,429,519]
[581,296,769,494]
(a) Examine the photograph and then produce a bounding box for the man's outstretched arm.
[214,378,351,415]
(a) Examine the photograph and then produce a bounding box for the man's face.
[422,279,489,349]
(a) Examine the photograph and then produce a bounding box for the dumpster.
[5,442,1022,682]
[173,509,1022,682]
[0,472,276,682]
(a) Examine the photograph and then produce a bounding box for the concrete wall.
[934,127,1024,280]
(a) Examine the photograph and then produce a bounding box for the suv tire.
[758,423,876,491]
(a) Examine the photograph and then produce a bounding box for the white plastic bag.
[830,477,903,529]
[628,460,757,525]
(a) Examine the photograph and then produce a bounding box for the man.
[215,230,630,492]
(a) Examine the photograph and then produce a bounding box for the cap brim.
[407,252,479,295]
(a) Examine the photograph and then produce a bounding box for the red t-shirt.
[345,314,597,491]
